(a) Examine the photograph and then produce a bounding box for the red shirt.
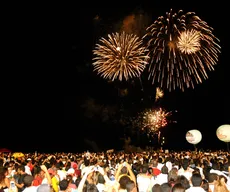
[33,175,43,186]
[152,167,161,176]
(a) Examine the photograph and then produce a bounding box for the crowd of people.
[0,149,230,192]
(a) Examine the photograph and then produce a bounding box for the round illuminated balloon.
[186,129,202,144]
[216,124,230,142]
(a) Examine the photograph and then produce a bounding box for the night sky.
[2,1,229,153]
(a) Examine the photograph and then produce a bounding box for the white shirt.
[22,186,38,192]
[136,174,152,192]
[153,173,168,185]
[24,166,32,175]
[185,186,206,192]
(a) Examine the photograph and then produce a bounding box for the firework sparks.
[139,107,173,134]
[177,29,201,54]
[155,87,164,101]
[92,31,149,81]
[143,9,221,91]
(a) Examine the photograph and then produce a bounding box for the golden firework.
[155,87,164,101]
[140,107,172,133]
[93,31,149,81]
[177,29,201,54]
[143,9,221,91]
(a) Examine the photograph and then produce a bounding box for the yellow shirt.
[51,176,59,192]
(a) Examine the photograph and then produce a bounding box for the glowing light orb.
[186,129,202,145]
[216,124,230,142]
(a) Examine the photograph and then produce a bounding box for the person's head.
[37,184,53,192]
[192,167,200,175]
[190,173,203,187]
[151,183,161,192]
[35,166,46,178]
[140,164,149,174]
[151,160,158,168]
[59,179,69,191]
[66,174,73,183]
[168,168,178,184]
[119,175,132,189]
[161,164,168,174]
[171,183,185,192]
[219,175,227,184]
[97,174,105,184]
[126,180,137,192]
[83,183,99,192]
[176,175,190,189]
[17,165,25,174]
[23,175,34,187]
[120,166,128,174]
[181,159,190,170]
[211,161,220,170]
[207,172,218,183]
[201,179,209,192]
[160,182,171,192]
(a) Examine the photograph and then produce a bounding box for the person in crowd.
[207,172,219,192]
[160,182,171,192]
[136,163,152,192]
[0,167,11,192]
[175,175,190,190]
[213,176,229,192]
[201,179,211,192]
[126,180,137,192]
[22,175,37,192]
[13,165,29,192]
[185,172,206,192]
[171,183,185,192]
[151,183,161,192]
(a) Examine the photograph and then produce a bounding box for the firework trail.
[143,9,221,91]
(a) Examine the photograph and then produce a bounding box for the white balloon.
[216,124,230,142]
[186,129,202,145]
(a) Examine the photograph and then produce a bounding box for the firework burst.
[143,9,221,91]
[138,107,174,135]
[155,87,164,101]
[177,29,201,54]
[92,31,149,81]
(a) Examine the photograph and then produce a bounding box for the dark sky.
[72,1,230,152]
[76,1,229,152]
[75,1,229,152]
[2,1,229,153]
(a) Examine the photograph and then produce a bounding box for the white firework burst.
[177,29,201,54]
